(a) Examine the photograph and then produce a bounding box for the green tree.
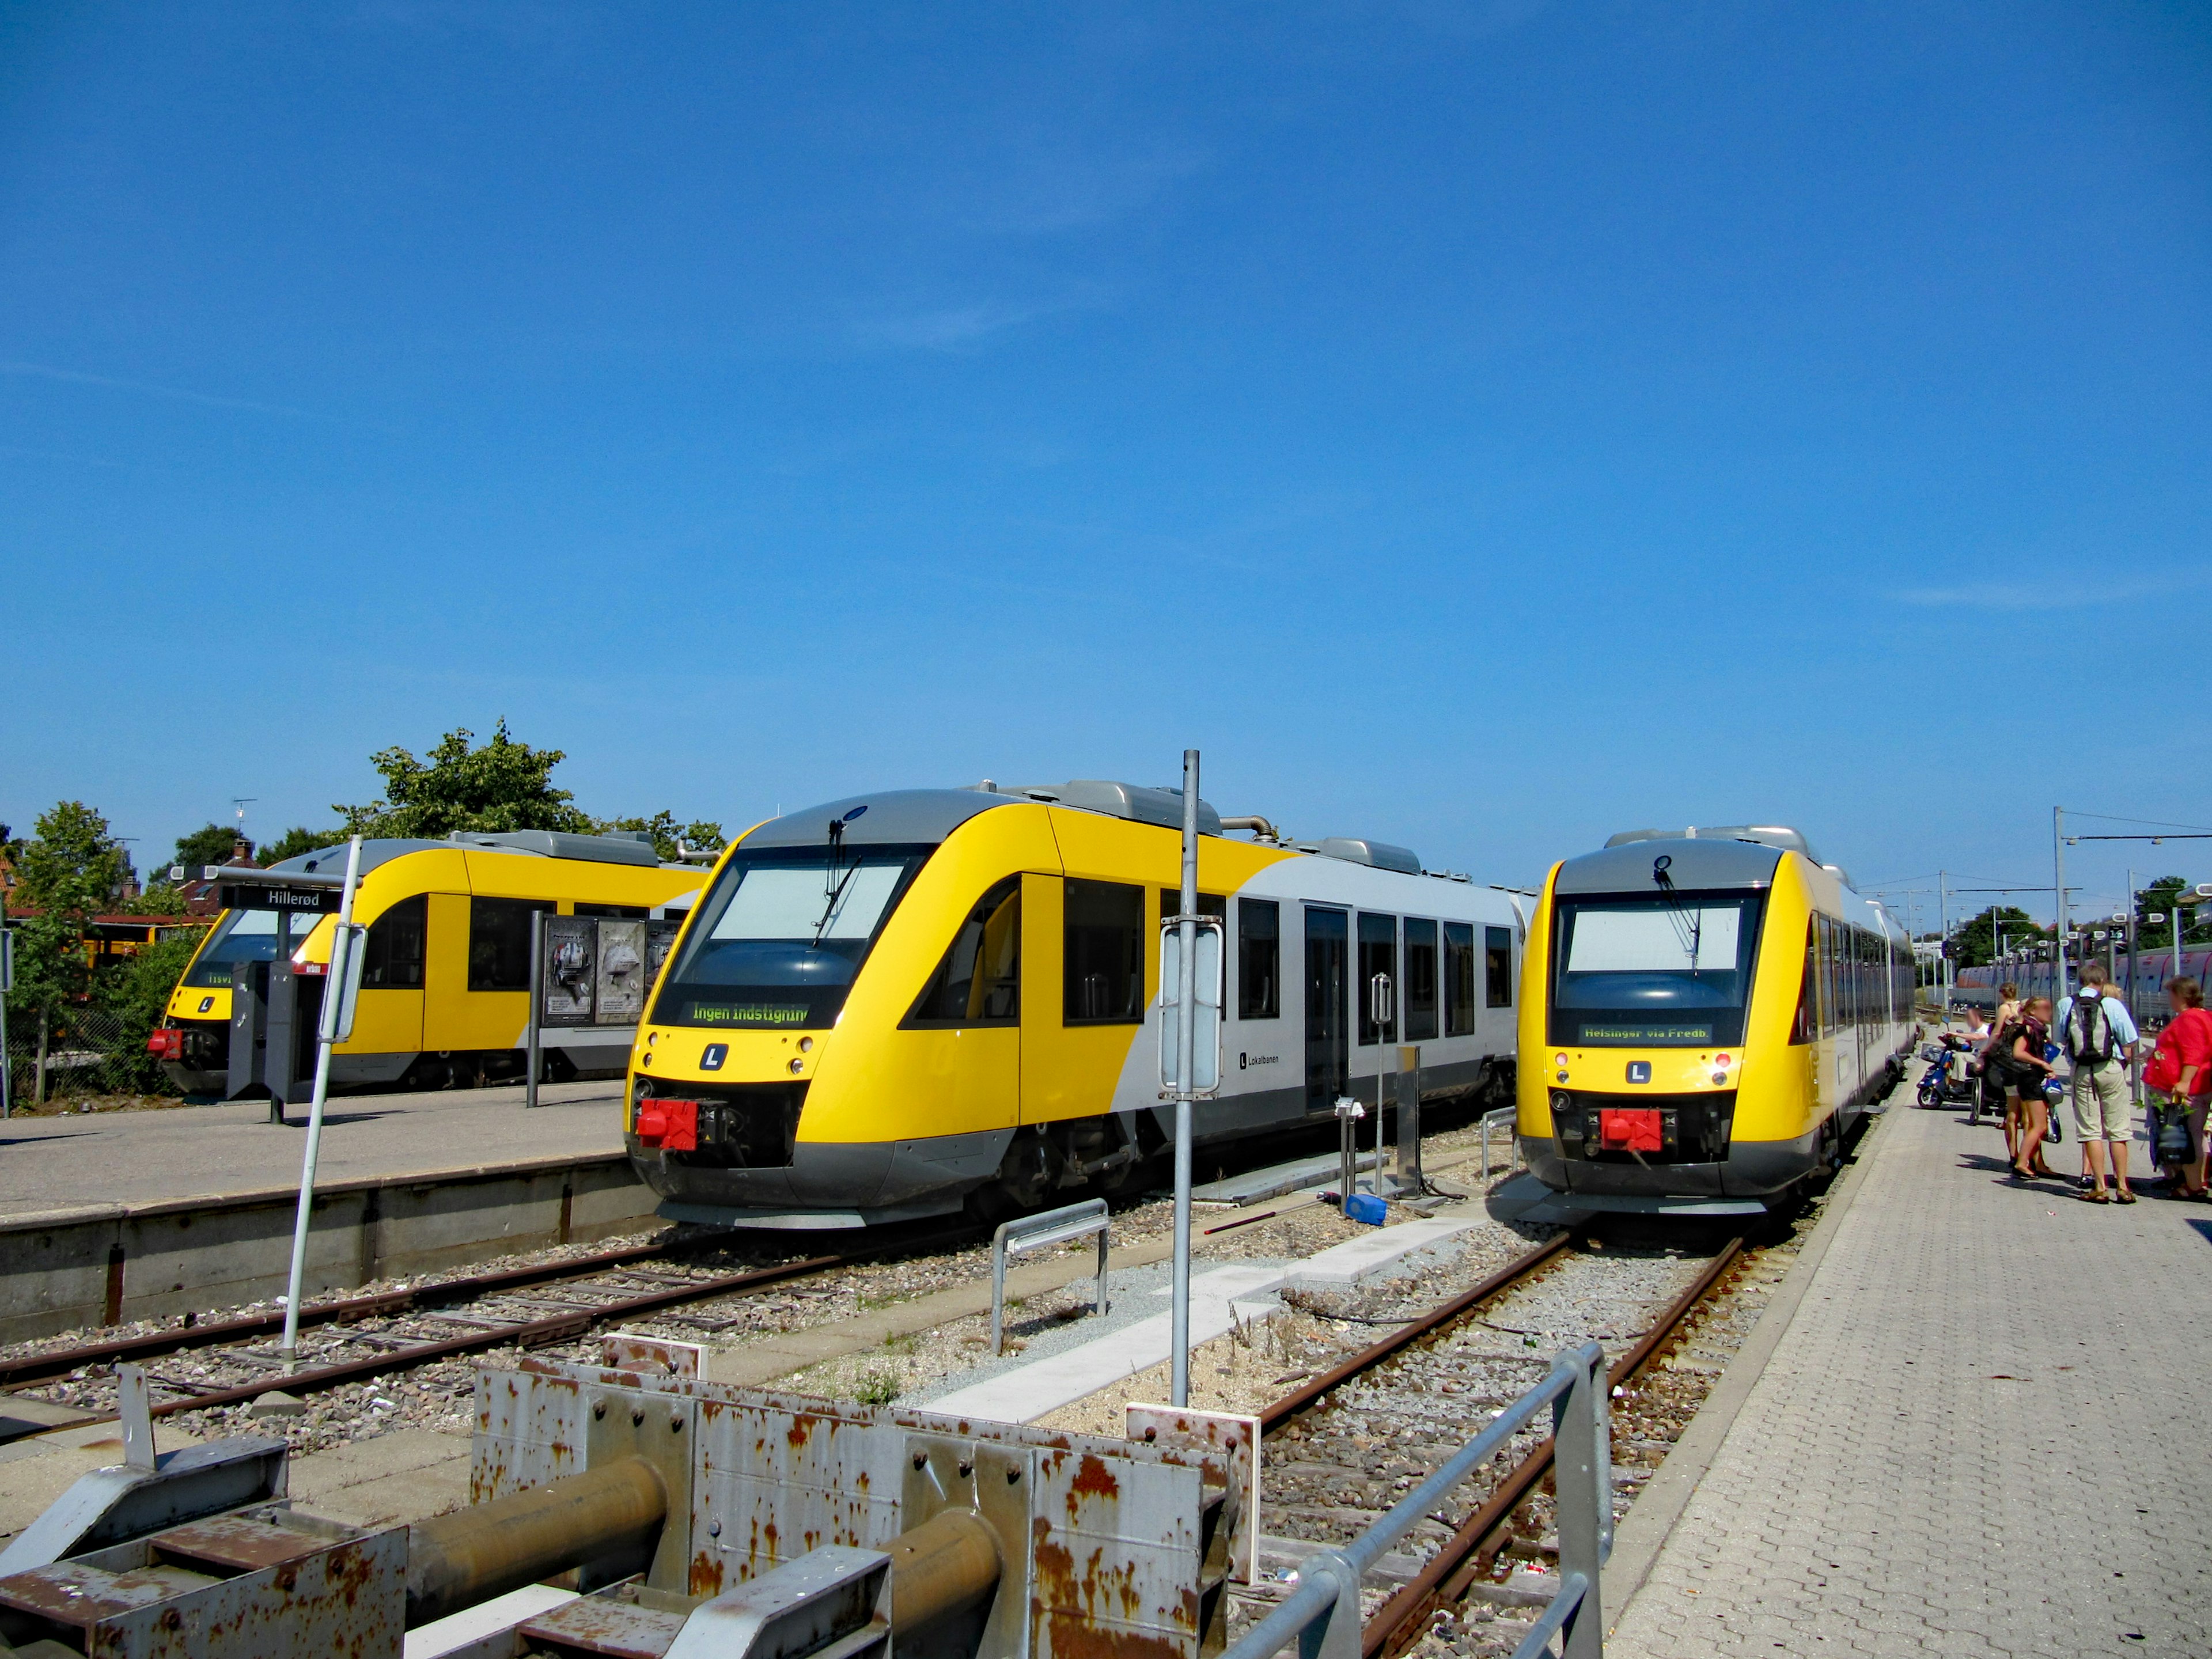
[90,933,203,1092]
[336,721,597,840]
[2135,876,2212,948]
[1952,904,2037,969]
[597,812,727,862]
[258,826,350,865]
[13,801,132,916]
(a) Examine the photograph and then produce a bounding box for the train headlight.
[1550,1091,1572,1113]
[1554,1054,1568,1068]
[788,1057,805,1075]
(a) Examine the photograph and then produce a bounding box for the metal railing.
[990,1198,1111,1355]
[1221,1339,1611,1659]
[1480,1104,1524,1178]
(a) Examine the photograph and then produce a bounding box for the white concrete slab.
[929,1213,1486,1424]
[1279,1214,1484,1289]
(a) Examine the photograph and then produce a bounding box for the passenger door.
[1305,906,1349,1112]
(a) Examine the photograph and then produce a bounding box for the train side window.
[1403,919,1438,1041]
[907,877,1021,1027]
[1791,917,1816,1044]
[1237,897,1280,1020]
[1066,879,1145,1024]
[1486,925,1514,1009]
[467,896,556,992]
[1357,912,1397,1046]
[1444,922,1476,1036]
[361,894,427,990]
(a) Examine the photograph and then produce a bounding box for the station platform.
[0,1081,625,1223]
[0,1082,652,1342]
[1608,1098,2212,1656]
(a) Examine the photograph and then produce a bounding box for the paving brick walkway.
[1612,1100,2212,1657]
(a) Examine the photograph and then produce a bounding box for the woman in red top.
[2156,977,2212,1199]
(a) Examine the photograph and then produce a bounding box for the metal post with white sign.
[526,907,546,1111]
[279,837,365,1370]
[1369,973,1393,1195]
[1157,749,1224,1409]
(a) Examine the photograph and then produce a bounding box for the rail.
[990,1198,1109,1355]
[1228,1339,1611,1659]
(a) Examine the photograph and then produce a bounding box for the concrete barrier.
[0,1154,656,1345]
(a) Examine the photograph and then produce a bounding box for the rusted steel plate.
[151,1513,330,1573]
[1125,1406,1259,1586]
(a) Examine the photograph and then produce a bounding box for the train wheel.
[968,1131,1056,1224]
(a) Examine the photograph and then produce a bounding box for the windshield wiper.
[812,817,853,946]
[1652,855,1706,972]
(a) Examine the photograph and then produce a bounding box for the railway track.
[3,1221,975,1429]
[1245,1226,1762,1657]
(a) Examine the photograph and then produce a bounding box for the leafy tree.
[13,801,132,916]
[336,721,597,840]
[258,826,350,865]
[118,887,187,918]
[598,812,727,862]
[1952,904,2037,969]
[2135,876,2212,947]
[90,933,203,1092]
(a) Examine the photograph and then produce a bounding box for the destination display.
[217,882,342,914]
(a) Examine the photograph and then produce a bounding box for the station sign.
[217,882,342,914]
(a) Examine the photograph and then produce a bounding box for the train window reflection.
[1486,926,1514,1009]
[1238,898,1280,1021]
[1066,880,1145,1024]
[1444,922,1476,1036]
[1403,919,1438,1041]
[1549,892,1764,1047]
[183,909,300,988]
[653,845,927,1028]
[907,878,1020,1027]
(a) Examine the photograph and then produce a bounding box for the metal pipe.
[406,1456,669,1627]
[1219,815,1280,842]
[1172,747,1199,1407]
[885,1508,1003,1635]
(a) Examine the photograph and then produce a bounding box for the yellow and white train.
[1516,826,1912,1213]
[624,783,1526,1226]
[154,831,704,1097]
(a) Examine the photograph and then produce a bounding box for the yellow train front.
[1516,827,1912,1214]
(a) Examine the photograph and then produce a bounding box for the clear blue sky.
[3,3,2206,928]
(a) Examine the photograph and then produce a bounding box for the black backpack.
[2064,995,2118,1066]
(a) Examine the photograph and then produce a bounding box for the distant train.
[623,783,1525,1226]
[1952,950,2212,1019]
[151,831,704,1097]
[1516,825,1912,1213]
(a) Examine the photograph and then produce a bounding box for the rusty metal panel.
[602,1332,703,1377]
[472,1361,585,1503]
[690,1399,908,1598]
[1123,1407,1259,1586]
[521,1584,693,1659]
[0,1525,405,1659]
[1030,1446,1205,1659]
[585,1380,698,1594]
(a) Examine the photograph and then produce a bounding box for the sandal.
[2077,1188,2111,1204]
[2116,1190,2138,1204]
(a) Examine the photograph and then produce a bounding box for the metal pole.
[1171,748,1199,1409]
[1938,870,1951,1017]
[2054,806,2070,997]
[281,836,362,1369]
[0,893,11,1120]
[526,908,545,1110]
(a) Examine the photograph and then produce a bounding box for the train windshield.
[183,909,312,988]
[1549,891,1766,1047]
[651,843,930,1028]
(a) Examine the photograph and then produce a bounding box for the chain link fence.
[5,1002,171,1109]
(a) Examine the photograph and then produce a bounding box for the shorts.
[2069,1064,2130,1142]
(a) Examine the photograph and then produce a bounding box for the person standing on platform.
[1998,995,2059,1180]
[2149,978,2212,1199]
[2056,964,2138,1203]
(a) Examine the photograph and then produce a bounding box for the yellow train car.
[152,831,707,1097]
[1516,826,1912,1214]
[626,784,1528,1226]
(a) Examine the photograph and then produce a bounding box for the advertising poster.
[540,915,596,1026]
[594,919,649,1024]
[645,919,680,996]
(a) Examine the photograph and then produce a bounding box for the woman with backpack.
[1995,995,2060,1180]
[2146,977,2212,1199]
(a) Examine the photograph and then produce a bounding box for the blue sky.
[3,2,2207,929]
